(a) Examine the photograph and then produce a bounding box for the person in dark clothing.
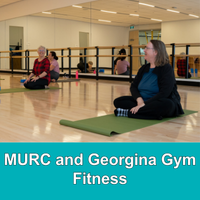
[77,53,85,72]
[114,40,184,120]
[77,54,93,73]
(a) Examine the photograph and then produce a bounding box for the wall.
[1,17,199,70]
[0,16,129,69]
[161,19,200,55]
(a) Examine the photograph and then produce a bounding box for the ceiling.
[0,0,23,8]
[1,0,199,27]
[32,0,200,27]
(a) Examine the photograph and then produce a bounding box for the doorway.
[9,26,23,69]
[79,32,89,63]
[139,30,161,66]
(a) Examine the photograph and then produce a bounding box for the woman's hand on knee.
[31,77,39,82]
[24,78,30,84]
[130,103,145,114]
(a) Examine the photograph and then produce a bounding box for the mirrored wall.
[0,0,199,78]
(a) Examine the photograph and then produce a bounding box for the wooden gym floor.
[0,73,199,142]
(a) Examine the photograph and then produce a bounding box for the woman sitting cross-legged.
[114,40,184,120]
[48,51,60,82]
[24,45,51,89]
[114,48,130,75]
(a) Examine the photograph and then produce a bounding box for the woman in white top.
[48,51,60,82]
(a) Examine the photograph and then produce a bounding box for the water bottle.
[190,68,194,77]
[76,71,79,79]
[195,69,198,77]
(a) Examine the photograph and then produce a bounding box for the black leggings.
[50,71,59,81]
[24,79,48,89]
[119,70,130,75]
[114,96,176,119]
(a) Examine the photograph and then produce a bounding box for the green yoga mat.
[0,87,61,94]
[57,79,80,82]
[60,110,197,136]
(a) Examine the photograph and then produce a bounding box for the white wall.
[161,19,200,55]
[0,16,129,69]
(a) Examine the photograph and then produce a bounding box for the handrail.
[69,55,96,57]
[0,51,10,53]
[0,43,199,54]
[174,54,200,57]
[12,50,26,53]
[97,55,129,57]
[0,43,199,82]
[98,45,129,49]
[173,43,200,47]
[47,48,69,51]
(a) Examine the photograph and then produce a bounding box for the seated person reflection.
[114,40,184,120]
[24,45,50,89]
[48,51,60,82]
[114,48,130,75]
[113,52,120,74]
[177,52,191,78]
[77,56,94,73]
[24,87,59,129]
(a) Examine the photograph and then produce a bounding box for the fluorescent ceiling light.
[151,18,162,21]
[98,19,111,23]
[101,10,117,14]
[167,9,180,13]
[189,14,199,18]
[139,3,154,7]
[42,12,51,14]
[130,14,139,16]
[72,5,82,8]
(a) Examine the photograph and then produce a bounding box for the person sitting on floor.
[87,61,94,73]
[177,52,191,78]
[113,40,184,120]
[77,58,94,73]
[113,52,121,75]
[48,51,60,82]
[24,45,50,89]
[114,48,130,75]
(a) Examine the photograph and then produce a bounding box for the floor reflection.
[24,86,60,135]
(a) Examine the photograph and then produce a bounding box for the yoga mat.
[57,79,80,82]
[0,87,61,94]
[60,110,198,137]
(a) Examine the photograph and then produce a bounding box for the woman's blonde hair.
[150,40,169,66]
